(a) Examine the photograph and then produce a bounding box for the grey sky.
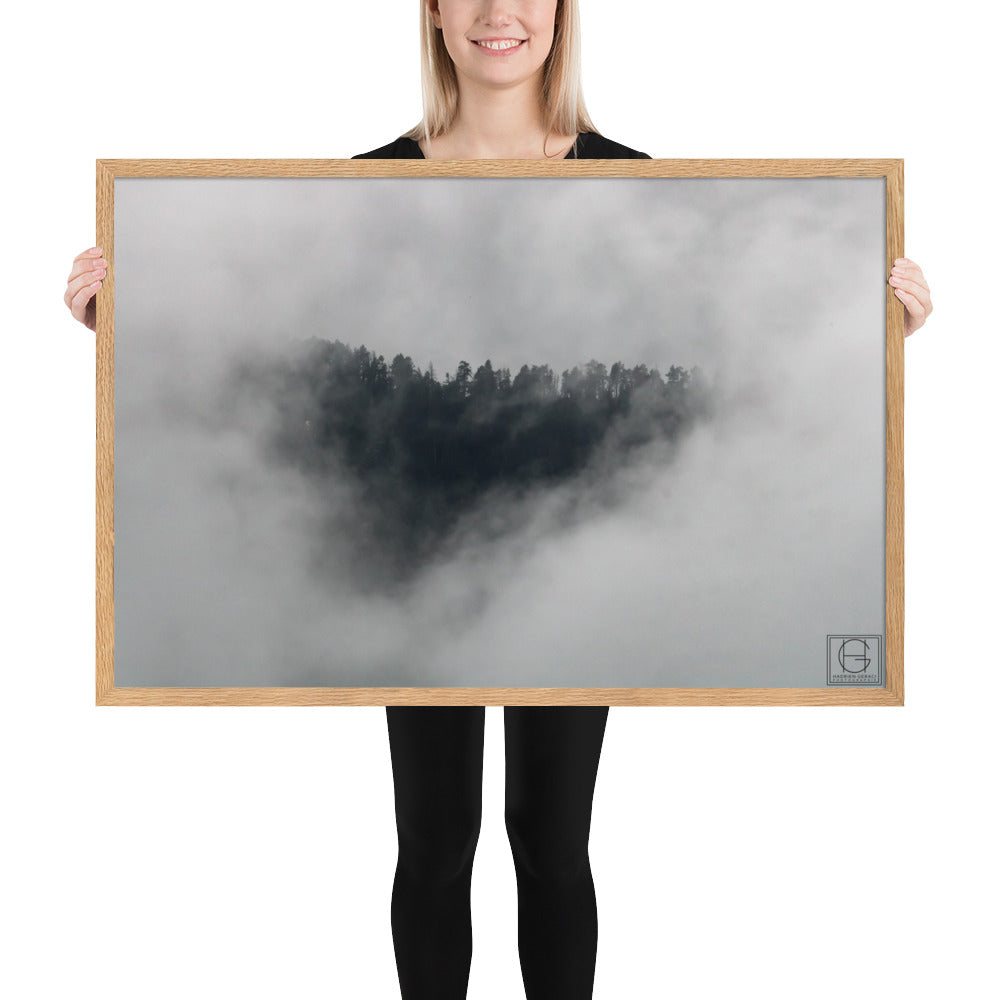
[113,175,886,688]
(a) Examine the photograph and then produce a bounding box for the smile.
[472,38,526,53]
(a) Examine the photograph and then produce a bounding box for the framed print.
[95,157,904,706]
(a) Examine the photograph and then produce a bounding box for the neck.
[446,73,553,157]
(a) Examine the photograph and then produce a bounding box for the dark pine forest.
[238,338,712,585]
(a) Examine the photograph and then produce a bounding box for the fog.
[113,175,885,687]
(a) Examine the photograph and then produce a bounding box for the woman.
[64,2,933,998]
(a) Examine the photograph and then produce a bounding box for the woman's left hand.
[889,258,933,337]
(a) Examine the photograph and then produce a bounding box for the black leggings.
[386,705,610,1000]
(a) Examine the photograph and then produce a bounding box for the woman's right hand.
[65,247,107,331]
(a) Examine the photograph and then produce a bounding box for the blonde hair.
[401,0,601,157]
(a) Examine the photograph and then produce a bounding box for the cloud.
[112,175,886,688]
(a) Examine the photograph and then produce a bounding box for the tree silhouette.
[235,337,712,587]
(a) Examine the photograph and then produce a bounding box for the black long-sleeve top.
[351,131,651,160]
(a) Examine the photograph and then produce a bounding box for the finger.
[68,279,100,324]
[890,263,927,289]
[69,246,103,275]
[888,276,932,317]
[898,285,932,322]
[64,265,106,309]
[887,275,927,299]
[67,253,108,284]
[892,285,927,321]
[68,276,102,324]
[72,246,102,264]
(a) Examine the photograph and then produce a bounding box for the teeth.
[477,39,523,50]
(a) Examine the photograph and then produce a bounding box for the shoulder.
[351,136,424,159]
[575,132,652,159]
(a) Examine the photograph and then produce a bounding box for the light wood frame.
[96,157,904,707]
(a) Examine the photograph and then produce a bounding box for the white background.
[3,1,996,997]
